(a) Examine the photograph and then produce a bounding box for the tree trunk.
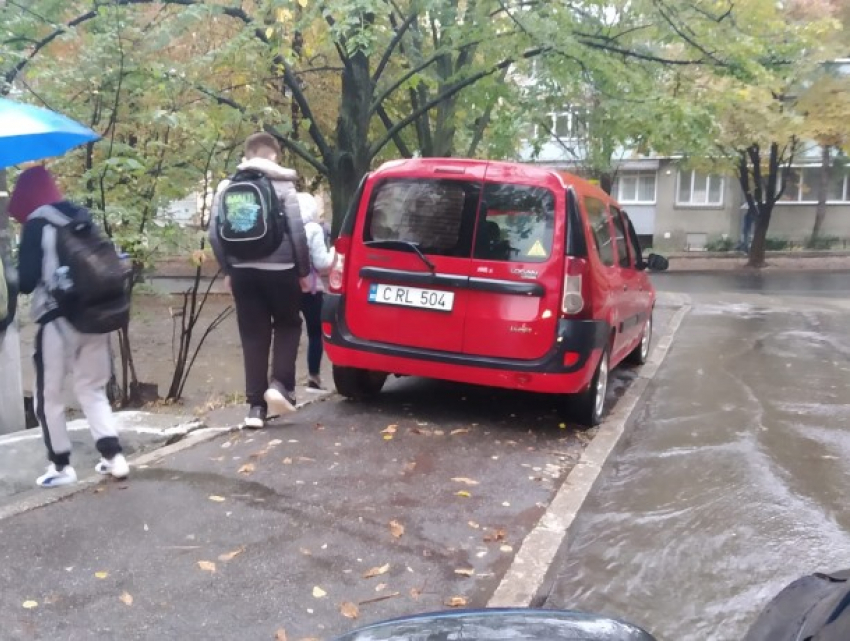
[329,51,373,238]
[748,203,773,268]
[811,144,830,242]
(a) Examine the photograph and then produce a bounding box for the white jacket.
[297,192,335,293]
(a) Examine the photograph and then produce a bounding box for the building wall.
[652,161,740,252]
[766,204,850,242]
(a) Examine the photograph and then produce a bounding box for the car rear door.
[610,205,645,349]
[344,164,484,353]
[583,196,629,360]
[461,165,564,360]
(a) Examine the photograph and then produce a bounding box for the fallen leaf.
[451,477,479,486]
[22,600,38,609]
[410,587,422,599]
[559,422,567,429]
[282,457,293,465]
[363,563,390,578]
[434,429,445,436]
[119,592,133,606]
[218,547,245,562]
[209,456,225,462]
[389,520,405,538]
[238,463,255,475]
[445,596,468,607]
[312,586,327,598]
[300,548,312,556]
[375,583,387,592]
[456,490,471,498]
[340,601,359,619]
[484,528,507,543]
[450,428,470,435]
[381,425,398,434]
[500,544,514,553]
[208,495,226,502]
[197,561,217,573]
[94,571,109,579]
[454,568,475,577]
[383,435,393,441]
[275,629,288,641]
[468,521,480,529]
[298,457,316,463]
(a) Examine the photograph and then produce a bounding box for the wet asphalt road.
[545,271,850,640]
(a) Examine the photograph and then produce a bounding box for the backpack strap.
[29,206,72,228]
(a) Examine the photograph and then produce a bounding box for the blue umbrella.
[0,97,99,168]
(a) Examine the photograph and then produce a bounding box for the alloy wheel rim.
[594,354,609,419]
[641,317,652,360]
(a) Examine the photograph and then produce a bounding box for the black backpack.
[216,169,287,260]
[47,213,130,334]
[745,569,850,641]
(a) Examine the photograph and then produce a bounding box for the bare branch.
[370,46,549,159]
[373,11,419,84]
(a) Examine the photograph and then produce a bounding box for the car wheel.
[332,365,388,401]
[626,313,652,365]
[570,348,609,427]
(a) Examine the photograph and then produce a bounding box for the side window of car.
[610,206,631,268]
[584,197,615,267]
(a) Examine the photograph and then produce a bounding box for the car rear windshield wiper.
[364,240,436,272]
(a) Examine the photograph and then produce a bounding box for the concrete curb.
[487,301,692,608]
[0,393,336,523]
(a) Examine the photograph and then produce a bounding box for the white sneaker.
[96,454,130,479]
[264,387,296,417]
[36,464,77,488]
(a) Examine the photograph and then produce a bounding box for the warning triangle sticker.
[527,240,548,257]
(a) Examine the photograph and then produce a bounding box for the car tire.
[570,348,609,427]
[333,365,388,400]
[626,313,652,365]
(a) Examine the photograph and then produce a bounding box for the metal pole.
[0,168,26,435]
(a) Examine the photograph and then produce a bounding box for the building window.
[614,172,656,204]
[780,166,850,203]
[677,170,724,206]
[550,110,586,140]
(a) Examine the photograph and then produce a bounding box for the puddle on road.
[545,302,850,641]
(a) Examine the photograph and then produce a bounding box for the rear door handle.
[623,285,628,291]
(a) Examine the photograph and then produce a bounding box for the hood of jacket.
[297,192,319,225]
[237,157,297,182]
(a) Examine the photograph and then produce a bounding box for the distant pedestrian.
[296,192,335,391]
[210,133,311,428]
[10,166,130,487]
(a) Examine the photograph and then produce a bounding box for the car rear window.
[364,179,479,256]
[474,184,556,263]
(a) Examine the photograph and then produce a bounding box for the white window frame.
[777,165,850,204]
[614,171,657,205]
[676,170,725,206]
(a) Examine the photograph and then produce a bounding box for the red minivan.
[322,159,668,425]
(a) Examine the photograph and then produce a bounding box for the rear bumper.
[321,293,607,394]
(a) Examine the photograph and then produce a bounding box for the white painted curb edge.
[487,303,692,607]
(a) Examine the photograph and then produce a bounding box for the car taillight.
[329,236,350,293]
[561,257,587,316]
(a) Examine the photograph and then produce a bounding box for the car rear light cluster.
[328,236,350,293]
[561,257,587,317]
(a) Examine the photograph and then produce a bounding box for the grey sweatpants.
[34,319,122,467]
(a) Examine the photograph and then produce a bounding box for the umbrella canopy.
[0,97,99,168]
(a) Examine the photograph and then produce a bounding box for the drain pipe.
[0,169,26,435]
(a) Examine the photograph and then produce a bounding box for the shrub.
[705,237,735,252]
[804,235,839,250]
[765,238,790,251]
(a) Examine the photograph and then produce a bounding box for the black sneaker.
[307,375,324,392]
[244,406,267,429]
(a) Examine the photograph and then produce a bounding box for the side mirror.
[644,253,669,272]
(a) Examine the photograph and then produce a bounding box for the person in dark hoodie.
[210,133,311,428]
[9,166,129,488]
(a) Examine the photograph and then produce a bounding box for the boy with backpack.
[210,133,311,428]
[9,166,130,487]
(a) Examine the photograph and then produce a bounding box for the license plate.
[368,283,455,312]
